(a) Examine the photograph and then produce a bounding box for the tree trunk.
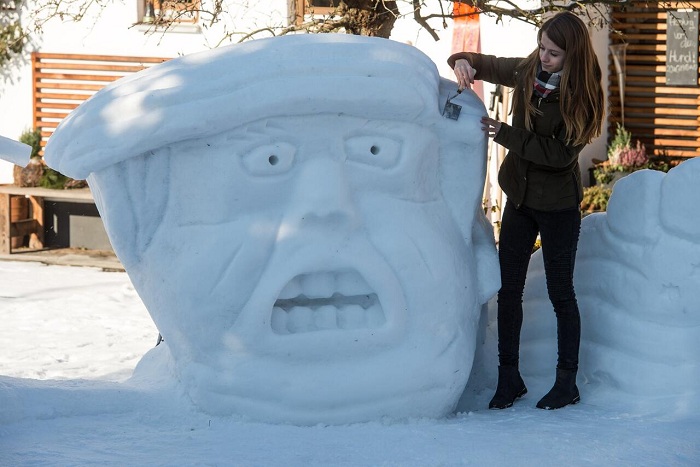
[339,1,399,38]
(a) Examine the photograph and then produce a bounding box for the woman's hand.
[453,58,477,91]
[481,116,502,139]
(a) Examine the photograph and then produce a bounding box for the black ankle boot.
[489,366,527,409]
[536,368,580,410]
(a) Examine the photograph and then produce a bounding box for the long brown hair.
[513,12,604,146]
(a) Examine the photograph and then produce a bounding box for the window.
[141,0,200,25]
[294,0,339,25]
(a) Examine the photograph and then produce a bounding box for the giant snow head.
[43,34,499,424]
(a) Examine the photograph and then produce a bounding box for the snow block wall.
[518,158,700,416]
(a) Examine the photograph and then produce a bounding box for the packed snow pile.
[40,34,500,424]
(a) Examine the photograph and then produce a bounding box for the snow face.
[41,34,500,424]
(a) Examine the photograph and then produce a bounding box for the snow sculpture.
[42,35,500,424]
[0,135,31,165]
[518,158,700,414]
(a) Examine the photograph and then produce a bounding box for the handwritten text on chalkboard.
[666,10,699,86]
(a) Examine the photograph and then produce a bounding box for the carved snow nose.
[286,157,359,229]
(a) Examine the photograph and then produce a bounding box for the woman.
[449,12,604,410]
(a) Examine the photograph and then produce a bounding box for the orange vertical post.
[451,2,483,101]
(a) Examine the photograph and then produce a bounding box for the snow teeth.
[271,270,386,335]
[314,305,337,330]
[338,304,365,329]
[300,272,335,299]
[278,277,302,300]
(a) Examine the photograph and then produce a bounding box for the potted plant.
[13,128,44,187]
[593,124,648,187]
[13,128,87,189]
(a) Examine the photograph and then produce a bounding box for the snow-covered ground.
[1,260,698,466]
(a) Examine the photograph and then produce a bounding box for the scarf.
[533,65,561,98]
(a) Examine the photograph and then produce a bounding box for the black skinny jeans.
[497,200,581,371]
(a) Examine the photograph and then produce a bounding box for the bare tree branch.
[4,0,699,71]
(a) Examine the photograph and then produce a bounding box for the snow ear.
[88,150,170,268]
[435,77,497,304]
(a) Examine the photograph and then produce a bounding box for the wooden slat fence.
[610,1,700,158]
[32,52,171,155]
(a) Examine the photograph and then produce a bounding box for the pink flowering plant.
[607,124,648,168]
[594,124,649,185]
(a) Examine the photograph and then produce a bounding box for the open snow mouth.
[271,270,386,334]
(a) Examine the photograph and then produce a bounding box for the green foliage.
[18,128,42,159]
[581,185,612,214]
[593,163,624,185]
[532,237,541,253]
[606,124,648,169]
[40,167,71,189]
[595,125,652,185]
[646,156,674,173]
[0,18,25,68]
[17,128,82,189]
[607,123,631,160]
[594,154,677,186]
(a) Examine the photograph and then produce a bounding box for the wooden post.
[29,195,44,249]
[0,193,11,254]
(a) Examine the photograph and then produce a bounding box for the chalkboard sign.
[666,10,699,86]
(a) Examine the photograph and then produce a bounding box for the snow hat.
[44,34,446,180]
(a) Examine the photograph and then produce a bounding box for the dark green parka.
[448,52,585,211]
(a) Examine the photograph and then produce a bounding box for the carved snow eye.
[241,142,296,176]
[345,136,401,169]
